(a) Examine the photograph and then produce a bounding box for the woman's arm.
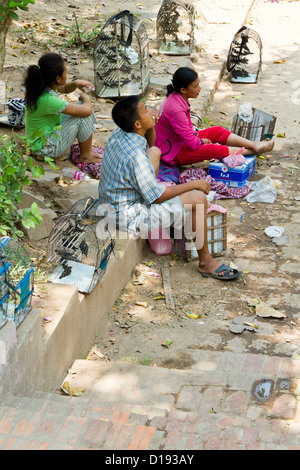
[57,79,95,95]
[62,92,93,118]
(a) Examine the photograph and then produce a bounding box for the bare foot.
[198,257,236,278]
[255,139,275,154]
[79,153,103,164]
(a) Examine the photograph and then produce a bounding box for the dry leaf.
[135,301,147,308]
[60,381,85,396]
[256,301,286,319]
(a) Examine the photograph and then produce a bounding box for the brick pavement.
[0,350,299,450]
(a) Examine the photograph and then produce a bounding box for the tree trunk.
[0,1,13,74]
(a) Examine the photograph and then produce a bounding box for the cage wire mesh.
[93,10,150,98]
[226,26,262,83]
[0,236,34,327]
[0,65,27,128]
[47,197,115,294]
[156,0,195,55]
[231,108,276,142]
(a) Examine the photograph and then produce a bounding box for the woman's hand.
[74,79,95,93]
[201,138,212,145]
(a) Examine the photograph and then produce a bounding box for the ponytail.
[24,53,65,110]
[166,67,198,96]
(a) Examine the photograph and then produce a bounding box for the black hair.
[166,67,198,96]
[24,52,65,110]
[111,95,141,132]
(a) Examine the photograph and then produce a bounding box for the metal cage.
[227,26,262,83]
[47,197,114,294]
[0,236,34,327]
[94,10,150,98]
[156,0,195,55]
[231,108,276,142]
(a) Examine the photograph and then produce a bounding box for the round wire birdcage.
[47,198,114,294]
[156,0,195,55]
[94,10,150,98]
[227,26,262,83]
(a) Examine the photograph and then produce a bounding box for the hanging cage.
[156,0,195,55]
[93,10,150,98]
[226,26,262,83]
[47,197,115,294]
[231,107,276,142]
[0,236,34,327]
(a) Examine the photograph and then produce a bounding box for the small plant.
[0,133,55,238]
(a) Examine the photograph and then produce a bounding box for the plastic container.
[148,228,172,255]
[209,156,256,188]
[62,167,90,182]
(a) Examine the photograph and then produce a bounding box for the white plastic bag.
[246,176,281,203]
[238,102,253,123]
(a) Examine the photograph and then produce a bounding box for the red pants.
[174,126,231,166]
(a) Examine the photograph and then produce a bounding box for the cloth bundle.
[7,98,25,127]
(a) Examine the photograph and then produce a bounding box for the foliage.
[0,0,35,21]
[0,133,54,238]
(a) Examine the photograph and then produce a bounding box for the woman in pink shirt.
[154,67,274,167]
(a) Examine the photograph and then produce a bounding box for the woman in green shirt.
[24,52,101,163]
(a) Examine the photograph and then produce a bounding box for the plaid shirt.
[98,127,165,227]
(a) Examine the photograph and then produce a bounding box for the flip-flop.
[199,264,242,281]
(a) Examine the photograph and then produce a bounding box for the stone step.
[1,349,300,450]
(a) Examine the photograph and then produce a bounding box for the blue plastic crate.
[209,156,256,188]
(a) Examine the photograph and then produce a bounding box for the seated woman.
[24,52,101,164]
[154,67,275,168]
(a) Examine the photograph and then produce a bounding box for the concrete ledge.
[0,234,146,400]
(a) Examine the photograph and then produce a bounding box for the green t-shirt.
[25,88,68,152]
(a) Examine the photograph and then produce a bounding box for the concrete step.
[1,349,299,449]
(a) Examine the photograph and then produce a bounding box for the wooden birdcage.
[47,197,114,294]
[227,26,262,83]
[94,10,150,98]
[157,0,195,55]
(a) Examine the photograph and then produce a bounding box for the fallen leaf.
[273,60,286,64]
[161,339,173,348]
[256,301,286,319]
[135,301,147,308]
[276,133,286,138]
[60,381,85,396]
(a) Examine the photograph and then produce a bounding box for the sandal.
[199,264,242,281]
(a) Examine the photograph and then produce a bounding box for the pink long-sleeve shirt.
[154,92,202,166]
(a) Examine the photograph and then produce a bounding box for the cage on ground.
[231,108,277,142]
[156,0,195,55]
[93,10,150,98]
[226,26,262,83]
[0,236,34,327]
[47,197,115,294]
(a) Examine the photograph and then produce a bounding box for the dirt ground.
[1,0,300,369]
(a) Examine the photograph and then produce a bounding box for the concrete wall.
[0,235,145,403]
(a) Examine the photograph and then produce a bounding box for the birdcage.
[231,107,277,142]
[47,197,115,294]
[186,211,227,261]
[93,10,150,98]
[0,236,34,327]
[226,26,262,83]
[156,0,195,55]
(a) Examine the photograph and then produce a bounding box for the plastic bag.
[148,228,172,255]
[238,102,253,123]
[246,176,279,203]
